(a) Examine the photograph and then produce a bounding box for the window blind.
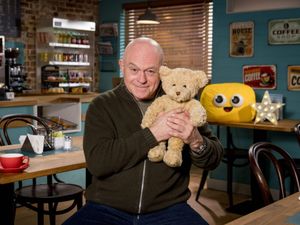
[123,0,213,78]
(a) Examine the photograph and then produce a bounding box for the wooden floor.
[15,166,249,225]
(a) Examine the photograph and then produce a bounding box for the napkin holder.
[21,134,46,154]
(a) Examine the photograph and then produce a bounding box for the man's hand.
[166,109,204,150]
[149,108,183,142]
[149,108,204,150]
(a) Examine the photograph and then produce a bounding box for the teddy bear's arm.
[141,97,166,128]
[186,99,207,127]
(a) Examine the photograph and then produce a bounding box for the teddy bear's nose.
[176,92,180,96]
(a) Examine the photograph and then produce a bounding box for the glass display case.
[36,18,96,94]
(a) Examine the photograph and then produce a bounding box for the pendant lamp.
[137,8,160,25]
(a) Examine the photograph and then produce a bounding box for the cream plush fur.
[141,66,208,167]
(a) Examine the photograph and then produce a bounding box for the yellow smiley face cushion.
[200,83,256,122]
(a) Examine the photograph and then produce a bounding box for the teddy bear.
[141,66,208,167]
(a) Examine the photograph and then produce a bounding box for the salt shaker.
[64,136,72,150]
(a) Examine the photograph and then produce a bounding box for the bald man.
[63,37,223,225]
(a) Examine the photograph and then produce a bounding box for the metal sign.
[288,65,300,91]
[230,21,254,57]
[243,65,277,89]
[269,18,300,45]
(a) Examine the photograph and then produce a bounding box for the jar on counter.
[64,136,72,150]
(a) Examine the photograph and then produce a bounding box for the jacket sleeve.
[83,97,158,178]
[189,123,224,170]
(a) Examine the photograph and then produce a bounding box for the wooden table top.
[208,119,300,132]
[0,136,86,184]
[226,192,300,225]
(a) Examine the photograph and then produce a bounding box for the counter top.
[0,92,99,107]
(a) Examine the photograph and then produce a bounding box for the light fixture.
[251,91,284,125]
[137,8,160,25]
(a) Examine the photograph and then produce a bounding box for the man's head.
[119,37,164,101]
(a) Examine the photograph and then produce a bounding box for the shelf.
[37,18,95,95]
[59,83,90,87]
[49,61,90,66]
[49,42,90,49]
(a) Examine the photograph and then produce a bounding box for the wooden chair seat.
[16,183,83,202]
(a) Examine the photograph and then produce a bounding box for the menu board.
[0,0,21,37]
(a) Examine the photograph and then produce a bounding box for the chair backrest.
[248,142,300,206]
[294,122,300,147]
[0,114,52,147]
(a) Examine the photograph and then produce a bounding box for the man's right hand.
[149,108,184,142]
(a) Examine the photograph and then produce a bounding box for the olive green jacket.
[83,81,223,214]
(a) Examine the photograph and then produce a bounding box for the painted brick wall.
[5,0,99,91]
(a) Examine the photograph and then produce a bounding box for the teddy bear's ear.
[195,70,209,89]
[159,66,171,77]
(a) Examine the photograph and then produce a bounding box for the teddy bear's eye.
[231,94,244,107]
[183,85,187,88]
[172,84,176,86]
[213,94,227,107]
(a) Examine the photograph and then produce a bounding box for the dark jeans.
[62,201,209,225]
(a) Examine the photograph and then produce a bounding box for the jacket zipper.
[138,160,146,214]
[126,83,162,214]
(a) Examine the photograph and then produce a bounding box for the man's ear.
[119,59,125,75]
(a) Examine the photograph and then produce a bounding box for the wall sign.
[243,65,277,89]
[0,0,21,37]
[268,18,300,45]
[288,65,300,91]
[229,21,254,57]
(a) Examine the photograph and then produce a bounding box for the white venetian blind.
[123,0,213,78]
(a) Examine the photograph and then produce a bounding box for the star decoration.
[251,91,284,125]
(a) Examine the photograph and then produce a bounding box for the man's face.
[120,43,161,101]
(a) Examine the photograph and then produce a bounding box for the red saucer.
[0,163,29,173]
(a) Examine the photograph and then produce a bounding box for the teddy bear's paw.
[190,115,207,127]
[148,147,166,162]
[163,151,182,167]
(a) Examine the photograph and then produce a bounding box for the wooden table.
[226,192,300,225]
[209,119,299,133]
[0,136,86,225]
[208,119,300,214]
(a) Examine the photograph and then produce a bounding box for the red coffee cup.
[0,153,30,168]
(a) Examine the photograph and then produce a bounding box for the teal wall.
[211,1,300,186]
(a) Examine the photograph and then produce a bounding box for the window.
[122,0,213,78]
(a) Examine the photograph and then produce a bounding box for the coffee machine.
[5,47,29,93]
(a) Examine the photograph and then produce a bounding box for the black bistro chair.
[248,142,300,206]
[0,114,84,225]
[276,122,300,193]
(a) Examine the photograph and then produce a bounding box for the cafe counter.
[0,92,99,107]
[0,92,99,134]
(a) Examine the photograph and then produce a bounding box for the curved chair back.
[295,122,300,147]
[0,114,53,148]
[248,142,300,206]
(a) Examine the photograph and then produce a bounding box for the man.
[63,37,223,225]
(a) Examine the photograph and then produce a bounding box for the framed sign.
[99,23,118,37]
[288,65,300,91]
[268,18,300,45]
[243,65,276,89]
[0,0,21,37]
[230,21,254,57]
